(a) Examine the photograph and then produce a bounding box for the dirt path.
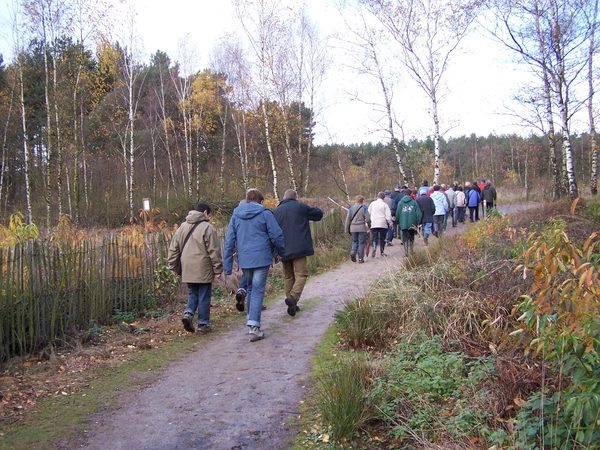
[65,205,531,450]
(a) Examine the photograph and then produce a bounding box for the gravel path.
[65,204,533,450]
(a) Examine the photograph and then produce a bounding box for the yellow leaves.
[570,197,580,216]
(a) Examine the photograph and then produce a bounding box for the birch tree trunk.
[235,0,288,201]
[361,0,479,185]
[18,55,33,224]
[589,0,599,196]
[154,57,177,192]
[0,67,16,214]
[339,5,410,187]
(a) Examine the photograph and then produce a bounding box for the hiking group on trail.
[167,181,496,341]
[345,179,498,257]
[168,188,323,342]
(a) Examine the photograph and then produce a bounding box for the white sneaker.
[248,326,265,342]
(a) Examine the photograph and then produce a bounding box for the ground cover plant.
[299,199,600,449]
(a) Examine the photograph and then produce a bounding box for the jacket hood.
[400,195,414,204]
[233,201,268,220]
[185,210,210,224]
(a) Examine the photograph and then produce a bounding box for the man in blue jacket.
[224,189,285,342]
[273,189,324,317]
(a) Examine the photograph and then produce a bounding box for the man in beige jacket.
[168,203,223,334]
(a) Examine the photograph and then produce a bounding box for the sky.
[1,0,586,146]
[131,0,539,145]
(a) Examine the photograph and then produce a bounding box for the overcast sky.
[1,0,589,145]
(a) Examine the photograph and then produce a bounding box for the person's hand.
[276,255,283,262]
[171,270,179,277]
[215,273,222,279]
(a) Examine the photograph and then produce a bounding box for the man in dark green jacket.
[273,189,323,316]
[396,190,422,256]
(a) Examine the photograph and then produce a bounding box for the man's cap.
[384,189,391,195]
[394,184,401,189]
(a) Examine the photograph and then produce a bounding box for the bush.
[315,353,374,441]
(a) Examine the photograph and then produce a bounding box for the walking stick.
[365,229,371,257]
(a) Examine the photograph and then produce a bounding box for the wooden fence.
[0,210,344,360]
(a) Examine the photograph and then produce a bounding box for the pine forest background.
[0,0,599,231]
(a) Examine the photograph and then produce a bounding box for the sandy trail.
[67,204,529,450]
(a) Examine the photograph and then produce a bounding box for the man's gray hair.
[284,189,298,199]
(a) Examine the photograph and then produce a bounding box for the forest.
[0,0,598,231]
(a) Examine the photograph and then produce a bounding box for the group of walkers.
[345,179,497,258]
[165,180,496,341]
[167,188,323,343]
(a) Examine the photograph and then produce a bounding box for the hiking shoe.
[182,313,195,333]
[350,252,357,262]
[285,296,297,317]
[358,258,364,263]
[196,324,212,335]
[386,241,394,246]
[248,326,265,342]
[381,252,388,257]
[235,288,246,312]
[262,305,267,311]
[371,248,376,258]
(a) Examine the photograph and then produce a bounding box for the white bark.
[361,0,479,185]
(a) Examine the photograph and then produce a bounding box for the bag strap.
[349,206,362,224]
[181,222,201,253]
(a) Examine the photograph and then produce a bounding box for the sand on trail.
[66,204,529,450]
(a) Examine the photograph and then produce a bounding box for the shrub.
[315,353,374,441]
[507,217,600,449]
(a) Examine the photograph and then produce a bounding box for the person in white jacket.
[430,185,449,238]
[367,192,393,257]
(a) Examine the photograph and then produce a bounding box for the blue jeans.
[371,228,387,252]
[422,222,432,237]
[239,272,248,292]
[185,283,212,325]
[351,231,368,259]
[242,266,270,327]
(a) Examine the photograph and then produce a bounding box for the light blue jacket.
[223,202,285,274]
[430,191,449,216]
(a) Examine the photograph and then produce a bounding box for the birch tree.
[116,0,146,220]
[171,35,198,198]
[234,0,287,201]
[7,1,33,222]
[293,7,327,196]
[490,0,596,199]
[360,0,480,185]
[151,51,177,194]
[588,0,599,196]
[336,3,410,187]
[24,0,71,227]
[210,36,253,192]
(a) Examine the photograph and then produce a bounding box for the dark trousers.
[469,206,479,222]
